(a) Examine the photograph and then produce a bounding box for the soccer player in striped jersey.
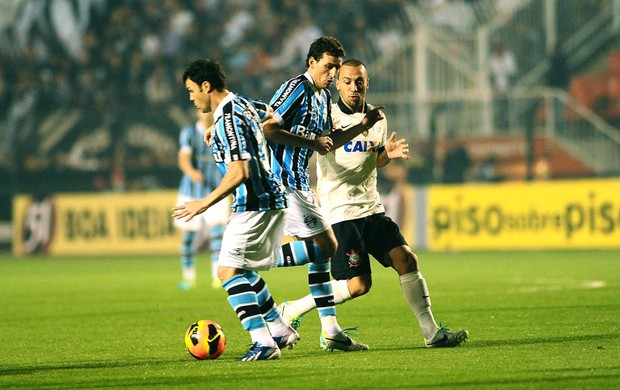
[174,109,229,290]
[175,59,298,361]
[263,36,385,351]
[279,59,469,348]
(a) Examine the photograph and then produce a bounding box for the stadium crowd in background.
[0,0,406,191]
[0,0,611,194]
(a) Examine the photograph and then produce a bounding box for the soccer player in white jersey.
[175,59,298,361]
[174,109,229,290]
[263,36,385,351]
[279,59,469,348]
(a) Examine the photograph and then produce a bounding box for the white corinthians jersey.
[317,101,387,225]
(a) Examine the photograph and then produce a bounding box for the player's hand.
[189,170,204,184]
[173,200,208,222]
[385,131,410,160]
[313,136,333,154]
[361,106,385,129]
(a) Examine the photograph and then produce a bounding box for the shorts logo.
[303,214,318,229]
[346,249,361,268]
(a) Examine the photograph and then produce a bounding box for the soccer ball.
[184,320,226,360]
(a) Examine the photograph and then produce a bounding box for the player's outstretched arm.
[377,131,410,167]
[262,118,332,153]
[329,106,385,151]
[173,160,248,221]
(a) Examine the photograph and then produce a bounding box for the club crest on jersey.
[303,214,318,229]
[347,249,361,267]
[243,108,259,122]
[344,140,377,153]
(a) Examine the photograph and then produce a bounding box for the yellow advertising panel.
[426,179,620,250]
[13,191,181,256]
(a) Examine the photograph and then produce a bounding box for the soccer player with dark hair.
[278,59,469,348]
[262,36,385,351]
[175,59,297,361]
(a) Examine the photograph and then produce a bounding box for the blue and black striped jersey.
[211,92,287,212]
[177,122,222,199]
[269,72,332,191]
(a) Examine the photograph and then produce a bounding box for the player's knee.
[322,242,337,259]
[217,267,237,283]
[390,246,419,274]
[314,236,337,259]
[348,276,371,298]
[314,229,338,259]
[407,251,419,268]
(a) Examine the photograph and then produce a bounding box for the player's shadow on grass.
[424,373,620,389]
[375,332,619,351]
[0,356,188,376]
[466,332,618,348]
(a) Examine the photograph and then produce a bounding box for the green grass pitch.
[0,249,618,389]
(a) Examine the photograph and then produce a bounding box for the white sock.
[267,316,291,336]
[286,297,341,334]
[249,327,277,347]
[286,279,353,318]
[331,279,352,304]
[320,315,341,335]
[316,279,353,334]
[400,271,438,339]
[287,295,316,318]
[182,267,196,281]
[211,260,218,282]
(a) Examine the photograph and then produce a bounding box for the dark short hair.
[305,36,346,68]
[182,59,227,90]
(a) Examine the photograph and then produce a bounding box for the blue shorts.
[330,213,407,280]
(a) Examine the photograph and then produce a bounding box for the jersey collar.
[213,92,235,121]
[303,71,318,92]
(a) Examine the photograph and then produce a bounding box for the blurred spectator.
[489,36,517,130]
[489,36,517,93]
[270,14,323,73]
[427,0,475,32]
[475,154,502,182]
[534,156,551,180]
[547,44,570,91]
[144,64,174,107]
[442,137,471,184]
[547,44,570,134]
[219,2,254,50]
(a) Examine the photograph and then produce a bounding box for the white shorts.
[173,195,230,232]
[283,188,330,239]
[218,209,286,271]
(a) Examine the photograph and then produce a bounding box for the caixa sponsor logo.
[344,140,377,153]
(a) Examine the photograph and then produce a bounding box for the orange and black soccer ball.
[184,320,226,360]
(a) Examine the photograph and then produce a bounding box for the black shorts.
[330,213,408,281]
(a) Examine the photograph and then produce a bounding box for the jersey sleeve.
[251,99,270,123]
[220,111,251,164]
[269,77,305,126]
[178,125,192,154]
